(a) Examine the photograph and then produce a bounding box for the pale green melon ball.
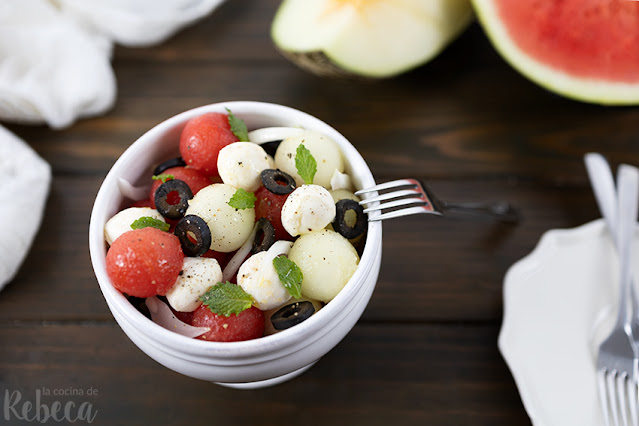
[288,229,359,302]
[329,188,359,203]
[274,130,344,189]
[185,183,255,252]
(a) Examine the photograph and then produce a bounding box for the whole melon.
[271,0,474,79]
[472,0,639,105]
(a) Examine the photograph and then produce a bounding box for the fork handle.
[585,153,639,314]
[441,201,519,223]
[617,165,639,325]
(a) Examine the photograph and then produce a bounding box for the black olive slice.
[260,140,281,158]
[333,199,366,239]
[251,218,276,254]
[154,179,193,220]
[271,301,315,331]
[260,169,296,195]
[174,215,211,257]
[153,157,186,176]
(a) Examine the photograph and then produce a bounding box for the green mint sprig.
[226,108,249,142]
[295,144,317,185]
[200,282,254,317]
[130,216,170,232]
[228,188,256,209]
[272,255,303,299]
[152,174,174,183]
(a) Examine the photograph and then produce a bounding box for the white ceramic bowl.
[89,101,382,388]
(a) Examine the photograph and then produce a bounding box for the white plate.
[499,219,639,426]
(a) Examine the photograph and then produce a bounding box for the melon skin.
[472,0,639,105]
[271,0,474,79]
[278,50,358,79]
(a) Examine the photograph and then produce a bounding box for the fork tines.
[355,179,438,221]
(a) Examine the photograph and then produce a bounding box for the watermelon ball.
[192,305,265,342]
[171,308,194,325]
[149,166,211,208]
[254,186,293,241]
[179,112,238,177]
[106,227,184,298]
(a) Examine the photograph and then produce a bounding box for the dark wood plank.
[0,323,530,425]
[2,0,635,423]
[110,0,283,64]
[5,16,639,181]
[0,176,598,322]
[0,177,112,321]
[365,177,600,322]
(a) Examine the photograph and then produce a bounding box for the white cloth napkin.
[56,0,227,48]
[0,0,225,290]
[0,0,226,129]
[0,125,51,291]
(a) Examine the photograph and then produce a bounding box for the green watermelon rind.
[472,0,639,105]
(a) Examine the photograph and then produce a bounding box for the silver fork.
[588,158,639,426]
[355,178,519,222]
[586,154,639,349]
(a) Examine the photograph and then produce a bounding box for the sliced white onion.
[222,221,259,282]
[145,296,209,338]
[330,169,354,191]
[117,177,150,201]
[247,127,305,145]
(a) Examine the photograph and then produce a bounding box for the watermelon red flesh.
[495,0,639,82]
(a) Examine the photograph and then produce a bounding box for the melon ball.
[185,183,255,252]
[329,188,359,204]
[288,229,359,303]
[274,130,344,189]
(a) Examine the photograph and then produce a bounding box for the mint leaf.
[199,282,254,317]
[152,174,174,183]
[226,108,249,142]
[272,255,303,299]
[130,216,170,232]
[228,188,256,209]
[295,144,317,185]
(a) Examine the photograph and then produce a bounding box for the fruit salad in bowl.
[89,101,382,387]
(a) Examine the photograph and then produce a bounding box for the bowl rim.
[89,101,382,359]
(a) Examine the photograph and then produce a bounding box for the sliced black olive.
[333,199,366,239]
[174,215,211,257]
[270,301,315,331]
[154,179,193,220]
[153,157,186,176]
[261,140,281,157]
[251,218,275,254]
[127,296,151,320]
[260,169,296,195]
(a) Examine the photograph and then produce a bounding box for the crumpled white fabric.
[0,0,225,290]
[0,125,51,291]
[0,0,226,129]
[56,0,227,48]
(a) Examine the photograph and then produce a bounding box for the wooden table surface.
[2,1,639,424]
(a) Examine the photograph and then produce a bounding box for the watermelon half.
[472,0,639,105]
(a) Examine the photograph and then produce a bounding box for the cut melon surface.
[472,0,639,105]
[271,0,474,78]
